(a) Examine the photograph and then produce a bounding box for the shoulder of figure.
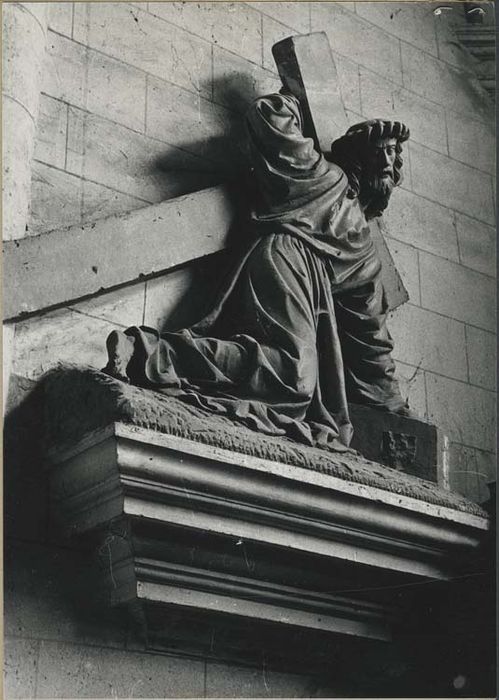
[324,153,349,182]
[327,161,348,182]
[247,92,301,120]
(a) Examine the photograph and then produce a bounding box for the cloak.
[123,94,404,451]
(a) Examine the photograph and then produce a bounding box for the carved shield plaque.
[381,431,418,470]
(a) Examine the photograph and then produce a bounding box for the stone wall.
[4,3,496,697]
[6,542,336,698]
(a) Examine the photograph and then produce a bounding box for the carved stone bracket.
[42,366,488,662]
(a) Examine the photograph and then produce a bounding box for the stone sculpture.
[103,91,411,452]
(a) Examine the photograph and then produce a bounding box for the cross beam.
[3,186,237,321]
[272,32,408,310]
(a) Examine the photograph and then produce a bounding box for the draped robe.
[123,93,405,452]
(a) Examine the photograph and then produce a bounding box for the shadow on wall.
[4,377,48,543]
[29,70,267,234]
[3,375,129,647]
[149,72,258,204]
[145,72,267,334]
[152,250,241,334]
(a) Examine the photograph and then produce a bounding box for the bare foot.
[392,404,418,419]
[102,330,135,383]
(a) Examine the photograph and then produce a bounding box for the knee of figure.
[106,329,135,353]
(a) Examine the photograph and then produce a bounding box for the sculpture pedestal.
[42,366,488,665]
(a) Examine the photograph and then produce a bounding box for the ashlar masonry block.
[3,99,37,239]
[148,1,263,67]
[86,51,146,133]
[205,660,317,698]
[2,1,47,242]
[426,373,496,453]
[28,161,83,235]
[455,212,496,278]
[66,109,217,204]
[73,2,212,99]
[2,3,47,118]
[44,33,148,134]
[384,237,421,305]
[311,3,403,84]
[82,180,149,224]
[4,638,39,700]
[213,46,281,114]
[449,443,496,504]
[419,251,496,332]
[394,360,427,419]
[410,141,495,226]
[466,325,497,392]
[34,95,68,170]
[146,77,239,169]
[4,541,127,649]
[335,54,362,116]
[13,307,125,380]
[47,1,73,38]
[401,42,492,123]
[446,111,495,175]
[355,2,439,57]
[246,2,311,34]
[381,187,460,262]
[474,446,496,495]
[359,67,447,155]
[42,32,88,109]
[35,640,205,699]
[4,472,48,543]
[389,303,468,382]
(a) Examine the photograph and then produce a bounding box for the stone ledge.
[45,425,488,656]
[42,364,489,661]
[49,421,488,547]
[43,364,486,519]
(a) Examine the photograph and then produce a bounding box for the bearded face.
[329,121,409,220]
[359,136,397,208]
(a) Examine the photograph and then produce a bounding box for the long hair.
[328,120,410,220]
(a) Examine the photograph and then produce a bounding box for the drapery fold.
[122,93,404,450]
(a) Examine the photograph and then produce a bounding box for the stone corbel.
[43,366,489,662]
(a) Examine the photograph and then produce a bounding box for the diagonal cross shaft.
[272,32,350,152]
[272,32,408,311]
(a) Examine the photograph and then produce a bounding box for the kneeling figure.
[104,93,411,452]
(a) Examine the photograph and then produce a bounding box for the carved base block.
[349,404,444,484]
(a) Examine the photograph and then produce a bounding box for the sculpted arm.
[244,93,338,214]
[245,93,324,177]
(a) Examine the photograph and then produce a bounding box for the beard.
[362,172,395,200]
[359,173,395,219]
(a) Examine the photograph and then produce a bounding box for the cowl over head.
[328,119,410,219]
